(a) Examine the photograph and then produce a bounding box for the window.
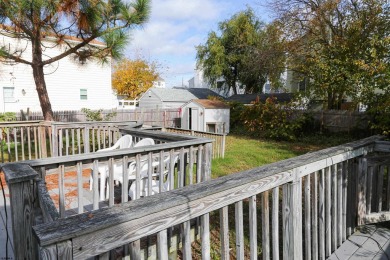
[206,123,216,133]
[216,81,224,89]
[80,89,88,100]
[3,87,15,102]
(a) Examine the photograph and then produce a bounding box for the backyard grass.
[211,133,358,178]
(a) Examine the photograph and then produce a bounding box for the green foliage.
[227,101,246,133]
[0,112,16,122]
[276,0,390,109]
[0,0,151,120]
[81,108,117,122]
[366,93,390,137]
[196,8,285,94]
[240,97,313,141]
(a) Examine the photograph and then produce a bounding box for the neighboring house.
[181,99,230,134]
[117,99,138,109]
[188,69,244,97]
[153,77,166,88]
[189,68,305,98]
[226,93,294,105]
[138,87,223,109]
[0,32,117,113]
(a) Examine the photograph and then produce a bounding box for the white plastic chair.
[129,154,178,200]
[97,134,133,152]
[89,135,132,200]
[133,138,155,147]
[102,137,156,200]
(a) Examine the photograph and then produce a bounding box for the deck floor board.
[330,222,390,260]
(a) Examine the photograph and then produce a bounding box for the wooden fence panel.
[16,108,180,127]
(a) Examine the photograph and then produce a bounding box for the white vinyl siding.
[0,33,117,112]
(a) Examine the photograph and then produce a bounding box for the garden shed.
[181,99,230,134]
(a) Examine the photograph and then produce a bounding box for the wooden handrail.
[32,135,383,259]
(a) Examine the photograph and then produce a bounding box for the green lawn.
[211,133,357,178]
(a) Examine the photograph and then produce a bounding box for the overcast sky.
[125,0,271,87]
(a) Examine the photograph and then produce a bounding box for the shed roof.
[191,99,230,109]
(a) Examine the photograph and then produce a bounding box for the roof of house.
[180,88,224,99]
[192,99,230,109]
[226,93,294,104]
[144,87,224,102]
[148,88,197,102]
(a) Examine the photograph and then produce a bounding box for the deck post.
[202,143,212,181]
[2,163,39,260]
[283,178,303,260]
[38,124,48,158]
[357,157,368,225]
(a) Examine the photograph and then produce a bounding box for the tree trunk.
[232,81,238,95]
[31,39,54,121]
[327,91,336,110]
[32,65,54,121]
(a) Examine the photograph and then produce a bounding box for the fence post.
[283,178,303,260]
[2,163,39,260]
[222,134,226,158]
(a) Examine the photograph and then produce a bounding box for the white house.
[189,68,304,97]
[152,77,166,88]
[181,99,230,134]
[0,32,117,113]
[188,69,244,98]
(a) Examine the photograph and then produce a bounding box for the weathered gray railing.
[50,121,139,156]
[2,129,213,259]
[0,121,52,161]
[161,127,226,158]
[26,136,389,259]
[0,120,140,162]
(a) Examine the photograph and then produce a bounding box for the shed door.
[188,108,199,131]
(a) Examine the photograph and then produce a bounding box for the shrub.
[0,112,16,122]
[241,97,312,141]
[227,101,246,133]
[81,108,117,121]
[366,93,390,138]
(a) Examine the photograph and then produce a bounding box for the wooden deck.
[0,174,14,259]
[330,222,390,259]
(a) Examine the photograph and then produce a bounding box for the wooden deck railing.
[161,127,226,158]
[0,121,52,161]
[15,135,386,259]
[0,120,139,162]
[50,121,140,156]
[4,134,389,259]
[2,129,213,259]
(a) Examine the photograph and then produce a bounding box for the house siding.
[138,91,162,109]
[181,101,230,134]
[204,108,230,133]
[0,34,116,113]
